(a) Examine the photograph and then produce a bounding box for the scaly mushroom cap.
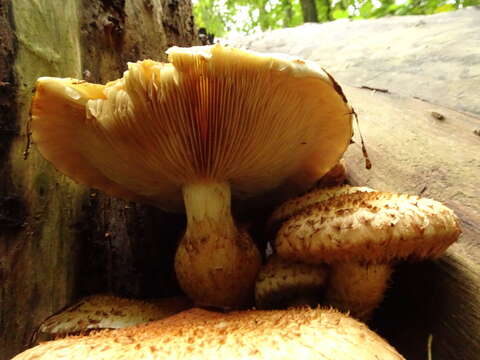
[15,308,405,360]
[255,254,328,309]
[31,44,353,211]
[276,191,461,264]
[34,295,191,342]
[268,185,375,233]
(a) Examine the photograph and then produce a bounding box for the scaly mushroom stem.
[325,262,392,321]
[175,182,261,309]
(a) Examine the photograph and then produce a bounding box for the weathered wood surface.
[0,1,196,359]
[343,85,480,360]
[344,85,479,243]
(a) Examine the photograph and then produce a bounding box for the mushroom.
[255,254,328,309]
[32,295,191,343]
[326,263,392,320]
[31,45,353,308]
[14,307,406,360]
[273,187,461,319]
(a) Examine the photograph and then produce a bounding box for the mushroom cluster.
[15,307,406,360]
[23,44,463,359]
[31,44,353,309]
[260,184,461,319]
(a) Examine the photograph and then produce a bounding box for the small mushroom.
[14,307,406,360]
[274,188,461,319]
[31,45,353,308]
[32,295,191,343]
[255,254,328,309]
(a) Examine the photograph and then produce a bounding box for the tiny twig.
[360,85,389,93]
[419,185,427,195]
[24,124,32,160]
[351,109,372,170]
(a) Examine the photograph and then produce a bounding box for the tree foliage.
[193,0,480,36]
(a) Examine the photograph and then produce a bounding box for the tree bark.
[300,0,318,23]
[0,1,197,359]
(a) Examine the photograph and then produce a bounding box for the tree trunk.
[300,0,318,23]
[322,0,333,21]
[281,0,293,27]
[0,1,197,359]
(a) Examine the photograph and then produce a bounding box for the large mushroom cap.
[276,191,461,264]
[31,44,352,211]
[14,308,405,360]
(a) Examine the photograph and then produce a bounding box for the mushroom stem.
[175,182,261,309]
[183,182,236,239]
[325,262,392,321]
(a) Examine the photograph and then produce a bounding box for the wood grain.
[343,85,480,360]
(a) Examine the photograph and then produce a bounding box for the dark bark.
[300,0,318,22]
[0,1,16,168]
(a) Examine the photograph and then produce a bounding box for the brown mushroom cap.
[267,185,375,234]
[31,45,353,211]
[14,308,405,360]
[276,191,461,264]
[255,254,328,309]
[34,295,191,342]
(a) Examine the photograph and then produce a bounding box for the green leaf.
[433,3,456,12]
[332,8,349,18]
[359,0,374,17]
[192,0,472,36]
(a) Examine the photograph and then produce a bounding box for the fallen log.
[343,85,480,360]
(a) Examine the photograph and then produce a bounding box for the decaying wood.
[343,85,480,360]
[0,1,197,359]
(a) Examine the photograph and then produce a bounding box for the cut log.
[343,85,480,360]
